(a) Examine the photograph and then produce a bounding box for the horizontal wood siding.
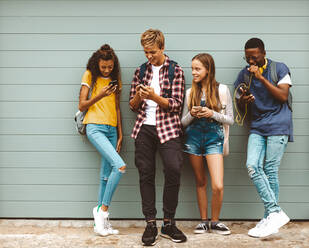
[0,0,308,219]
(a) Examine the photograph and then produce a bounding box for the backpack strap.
[168,60,177,85]
[139,62,148,85]
[139,60,177,98]
[270,60,278,84]
[269,60,293,111]
[165,60,177,98]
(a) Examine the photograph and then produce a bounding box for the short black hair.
[245,38,265,51]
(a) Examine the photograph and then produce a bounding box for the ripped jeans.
[246,133,288,217]
[86,124,126,207]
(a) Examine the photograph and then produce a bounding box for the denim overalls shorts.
[183,100,224,156]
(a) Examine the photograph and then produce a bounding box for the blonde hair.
[141,29,165,49]
[189,53,221,112]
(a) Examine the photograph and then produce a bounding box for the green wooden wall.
[0,0,308,219]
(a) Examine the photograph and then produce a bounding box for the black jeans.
[135,124,183,221]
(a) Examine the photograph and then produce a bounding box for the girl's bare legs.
[205,154,224,221]
[189,154,208,220]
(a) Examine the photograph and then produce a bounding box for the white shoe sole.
[160,233,185,243]
[259,228,279,238]
[194,230,209,234]
[211,230,231,235]
[108,229,119,235]
[142,234,158,246]
[248,228,279,238]
[94,226,109,237]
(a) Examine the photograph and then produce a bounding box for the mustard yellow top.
[82,70,121,126]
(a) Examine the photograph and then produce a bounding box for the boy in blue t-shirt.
[234,38,293,238]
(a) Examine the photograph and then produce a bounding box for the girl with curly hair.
[79,44,126,236]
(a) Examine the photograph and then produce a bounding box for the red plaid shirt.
[129,56,185,144]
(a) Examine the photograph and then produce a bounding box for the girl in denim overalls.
[181,53,234,235]
[78,44,126,236]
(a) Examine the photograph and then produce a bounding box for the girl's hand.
[99,85,117,98]
[190,106,201,117]
[197,107,213,118]
[116,135,123,153]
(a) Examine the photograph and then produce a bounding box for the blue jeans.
[246,133,288,217]
[86,124,126,207]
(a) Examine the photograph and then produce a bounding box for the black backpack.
[244,60,293,111]
[139,60,177,98]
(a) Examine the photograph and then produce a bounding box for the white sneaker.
[248,218,266,237]
[103,211,119,235]
[248,218,278,238]
[93,206,119,235]
[257,222,279,238]
[105,220,119,235]
[93,206,108,236]
[267,210,290,230]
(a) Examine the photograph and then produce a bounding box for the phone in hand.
[109,80,117,87]
[241,85,251,96]
[138,84,149,92]
[192,106,202,111]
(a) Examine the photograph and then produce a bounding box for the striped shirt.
[129,56,185,143]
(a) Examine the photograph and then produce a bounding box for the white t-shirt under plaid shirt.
[129,56,185,144]
[144,64,163,125]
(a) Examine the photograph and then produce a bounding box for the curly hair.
[86,44,121,88]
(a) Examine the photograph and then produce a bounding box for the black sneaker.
[194,222,209,234]
[210,222,231,235]
[160,220,187,243]
[142,221,158,246]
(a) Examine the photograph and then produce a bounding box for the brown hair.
[141,29,165,49]
[189,53,220,112]
[86,44,121,93]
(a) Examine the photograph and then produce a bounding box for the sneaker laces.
[144,222,156,235]
[105,215,113,230]
[196,223,207,229]
[263,215,274,228]
[168,223,183,235]
[212,222,230,232]
[217,223,228,229]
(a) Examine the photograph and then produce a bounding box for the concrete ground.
[0,219,308,248]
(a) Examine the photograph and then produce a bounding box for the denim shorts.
[183,119,224,156]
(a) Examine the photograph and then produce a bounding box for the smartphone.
[241,85,251,96]
[139,84,148,90]
[108,80,117,87]
[192,106,202,111]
